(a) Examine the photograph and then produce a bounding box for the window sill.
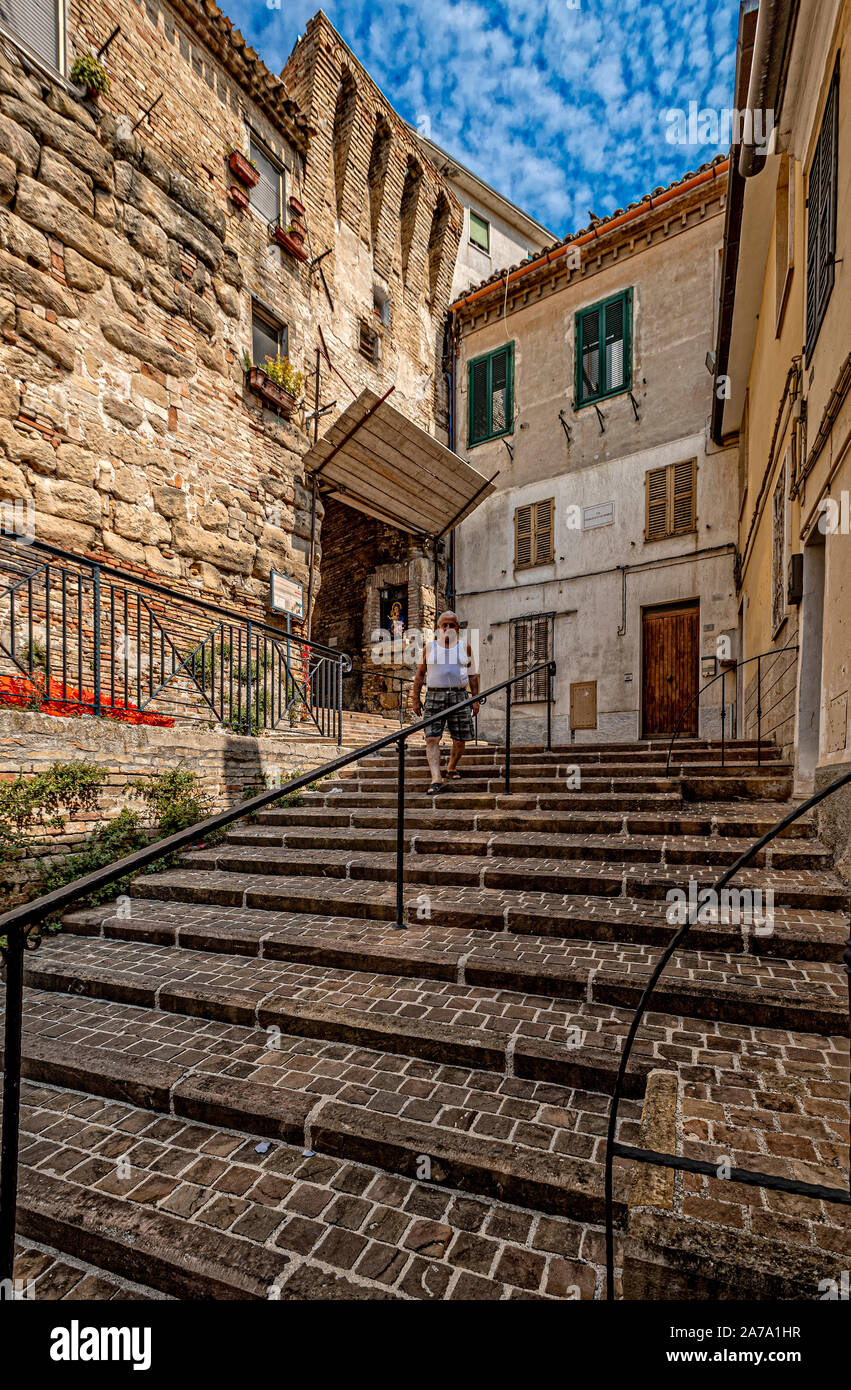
[573,383,632,413]
[467,427,514,449]
[643,528,698,545]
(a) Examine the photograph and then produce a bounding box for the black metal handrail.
[665,645,799,774]
[0,535,350,742]
[604,768,851,1300]
[0,656,555,1281]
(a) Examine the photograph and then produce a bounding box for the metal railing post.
[0,926,25,1284]
[337,657,343,747]
[92,563,102,717]
[720,668,726,768]
[757,655,762,764]
[246,620,253,735]
[546,663,553,753]
[505,692,512,794]
[394,734,406,929]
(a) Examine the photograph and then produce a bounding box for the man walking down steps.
[411,612,480,793]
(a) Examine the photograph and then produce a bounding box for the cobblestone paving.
[18,1082,612,1299]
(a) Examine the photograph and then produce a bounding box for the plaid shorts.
[423,687,475,741]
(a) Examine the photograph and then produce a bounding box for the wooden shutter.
[534,499,554,562]
[469,358,489,443]
[1,0,59,69]
[646,467,669,540]
[646,462,696,539]
[672,459,696,534]
[515,504,533,567]
[515,499,553,568]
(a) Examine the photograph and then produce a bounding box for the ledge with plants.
[244,351,304,417]
[228,149,259,188]
[70,52,110,102]
[271,220,309,263]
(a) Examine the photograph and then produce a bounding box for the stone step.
[22,936,655,1091]
[6,990,637,1225]
[39,928,848,1038]
[12,1237,168,1300]
[16,1079,610,1298]
[299,791,685,812]
[178,845,849,913]
[343,756,788,780]
[225,825,831,871]
[253,802,818,840]
[129,871,848,959]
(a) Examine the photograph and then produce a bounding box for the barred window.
[510,613,553,703]
[805,59,839,356]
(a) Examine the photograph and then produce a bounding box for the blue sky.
[224,0,740,238]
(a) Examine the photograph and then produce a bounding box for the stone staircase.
[5,738,849,1299]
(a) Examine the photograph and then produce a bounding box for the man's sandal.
[426,782,444,794]
[446,770,462,780]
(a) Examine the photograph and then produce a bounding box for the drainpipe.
[739,0,798,178]
[443,309,457,608]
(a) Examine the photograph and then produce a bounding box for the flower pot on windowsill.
[247,366,296,417]
[229,151,259,187]
[230,185,250,210]
[288,195,306,218]
[271,225,309,263]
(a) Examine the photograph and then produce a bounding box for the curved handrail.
[604,766,851,1300]
[664,645,799,775]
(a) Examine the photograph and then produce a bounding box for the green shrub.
[70,52,110,96]
[128,766,214,838]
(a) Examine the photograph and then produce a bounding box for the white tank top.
[426,639,474,689]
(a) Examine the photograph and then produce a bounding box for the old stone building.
[449,156,739,746]
[713,0,851,867]
[0,0,472,700]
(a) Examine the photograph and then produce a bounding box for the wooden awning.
[302,389,496,537]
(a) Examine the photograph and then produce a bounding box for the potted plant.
[288,195,307,219]
[230,185,250,211]
[271,221,309,263]
[245,351,305,417]
[70,52,110,102]
[228,149,259,188]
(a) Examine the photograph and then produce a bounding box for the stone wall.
[0,0,462,640]
[0,705,344,891]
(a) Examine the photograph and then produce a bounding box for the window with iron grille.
[510,613,553,703]
[645,460,697,541]
[252,304,287,368]
[468,343,514,446]
[0,0,62,72]
[515,498,554,569]
[575,288,632,408]
[250,134,285,228]
[805,58,839,357]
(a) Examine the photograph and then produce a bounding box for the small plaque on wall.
[269,571,304,617]
[582,502,615,530]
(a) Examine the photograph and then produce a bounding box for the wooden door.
[642,603,699,737]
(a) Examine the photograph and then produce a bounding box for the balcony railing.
[0,536,350,742]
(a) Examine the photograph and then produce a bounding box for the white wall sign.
[582,502,615,530]
[269,570,304,617]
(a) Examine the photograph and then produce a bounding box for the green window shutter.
[575,290,632,407]
[469,358,489,444]
[468,344,514,444]
[578,306,600,404]
[469,211,490,252]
